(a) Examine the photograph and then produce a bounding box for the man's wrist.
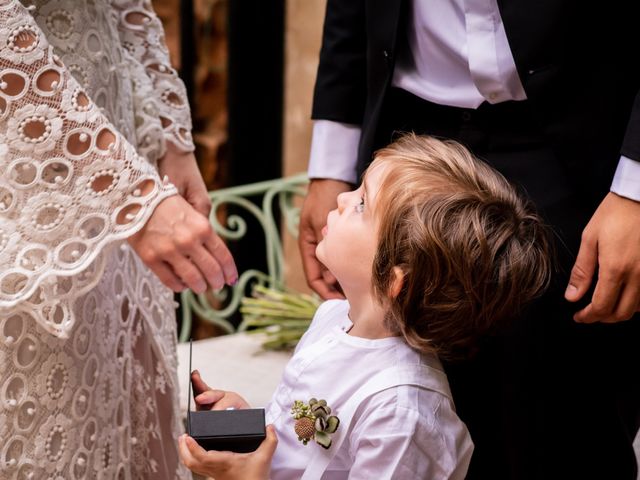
[610,155,640,202]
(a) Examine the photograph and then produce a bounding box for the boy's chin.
[315,247,334,275]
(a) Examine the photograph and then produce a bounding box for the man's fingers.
[298,179,351,299]
[565,233,598,302]
[574,273,623,323]
[302,246,343,299]
[321,268,339,289]
[299,226,343,299]
[605,282,640,323]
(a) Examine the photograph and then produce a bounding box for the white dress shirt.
[266,299,474,480]
[308,0,640,201]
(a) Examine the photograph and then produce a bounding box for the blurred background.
[153,0,326,336]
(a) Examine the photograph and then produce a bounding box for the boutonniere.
[291,398,340,449]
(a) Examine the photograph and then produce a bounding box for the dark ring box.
[187,339,266,453]
[188,409,266,453]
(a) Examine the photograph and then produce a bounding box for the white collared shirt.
[308,1,640,201]
[392,0,526,109]
[266,299,473,479]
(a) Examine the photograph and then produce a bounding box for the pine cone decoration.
[294,417,316,443]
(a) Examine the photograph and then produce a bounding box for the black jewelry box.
[187,339,266,453]
[188,409,266,453]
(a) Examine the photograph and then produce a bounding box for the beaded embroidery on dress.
[0,0,193,477]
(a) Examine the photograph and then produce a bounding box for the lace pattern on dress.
[0,0,177,337]
[113,0,195,154]
[1,1,192,477]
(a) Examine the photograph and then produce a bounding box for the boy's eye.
[355,197,365,213]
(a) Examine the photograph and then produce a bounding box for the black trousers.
[373,88,640,480]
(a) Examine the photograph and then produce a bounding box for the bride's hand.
[158,142,212,218]
[127,195,238,293]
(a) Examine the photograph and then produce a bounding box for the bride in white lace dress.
[0,1,237,478]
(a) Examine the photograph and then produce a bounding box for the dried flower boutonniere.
[290,398,340,449]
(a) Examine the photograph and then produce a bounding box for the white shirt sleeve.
[347,392,474,479]
[308,120,361,184]
[610,156,640,202]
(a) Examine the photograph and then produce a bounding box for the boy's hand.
[191,370,250,410]
[178,426,278,480]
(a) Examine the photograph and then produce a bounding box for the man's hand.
[128,195,238,293]
[178,426,277,480]
[298,179,352,299]
[565,192,640,323]
[159,142,212,218]
[191,370,250,410]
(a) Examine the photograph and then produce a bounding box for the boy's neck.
[344,290,395,340]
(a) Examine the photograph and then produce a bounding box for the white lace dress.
[0,1,195,478]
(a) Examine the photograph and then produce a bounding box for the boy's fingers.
[185,435,208,458]
[190,370,211,395]
[185,435,234,470]
[256,425,278,460]
[195,390,225,407]
[178,435,200,471]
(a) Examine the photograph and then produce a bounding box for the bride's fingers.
[188,244,225,291]
[203,233,238,285]
[151,261,187,292]
[169,254,207,294]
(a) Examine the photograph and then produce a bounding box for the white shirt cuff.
[610,156,640,202]
[307,120,361,184]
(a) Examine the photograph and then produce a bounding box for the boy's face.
[316,162,388,294]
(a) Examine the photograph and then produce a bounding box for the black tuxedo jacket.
[311,0,640,200]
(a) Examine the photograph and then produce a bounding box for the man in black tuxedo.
[298,1,640,479]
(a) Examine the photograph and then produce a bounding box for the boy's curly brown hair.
[370,134,552,361]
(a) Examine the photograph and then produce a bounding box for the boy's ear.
[389,266,405,299]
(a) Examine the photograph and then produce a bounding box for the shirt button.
[461,111,472,122]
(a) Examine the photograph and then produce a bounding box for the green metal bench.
[178,173,309,341]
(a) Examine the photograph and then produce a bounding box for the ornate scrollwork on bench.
[178,173,308,341]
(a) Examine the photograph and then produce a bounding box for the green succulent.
[290,398,340,449]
